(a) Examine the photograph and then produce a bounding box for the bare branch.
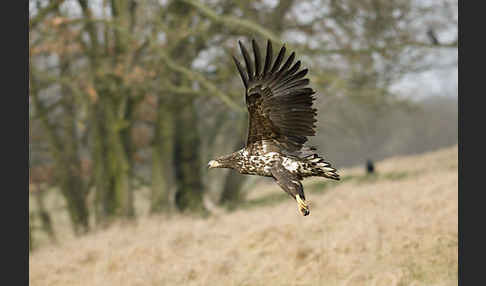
[183,0,281,44]
[30,0,65,30]
[157,50,243,112]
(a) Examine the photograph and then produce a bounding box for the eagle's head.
[207,151,241,169]
[207,160,222,169]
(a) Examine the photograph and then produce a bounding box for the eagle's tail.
[305,154,340,181]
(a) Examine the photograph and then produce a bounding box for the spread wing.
[232,39,317,154]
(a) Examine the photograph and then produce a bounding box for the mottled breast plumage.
[236,150,279,176]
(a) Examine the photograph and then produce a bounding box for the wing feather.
[262,41,273,77]
[238,40,254,81]
[270,45,286,74]
[279,60,302,82]
[233,39,318,154]
[232,56,248,88]
[273,68,308,91]
[271,52,295,84]
[252,39,262,78]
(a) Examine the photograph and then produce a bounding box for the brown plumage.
[208,39,340,216]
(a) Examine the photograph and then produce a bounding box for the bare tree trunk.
[92,104,112,224]
[31,78,90,235]
[34,189,57,242]
[219,167,247,209]
[160,1,208,214]
[60,172,90,234]
[119,95,136,218]
[91,76,135,224]
[58,57,90,234]
[151,101,175,213]
[218,115,247,209]
[173,97,206,213]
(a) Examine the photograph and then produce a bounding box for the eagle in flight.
[208,39,340,216]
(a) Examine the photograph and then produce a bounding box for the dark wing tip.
[252,39,262,79]
[232,55,248,88]
[263,39,273,77]
[270,44,287,74]
[238,40,254,81]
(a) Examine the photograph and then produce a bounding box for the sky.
[391,56,458,100]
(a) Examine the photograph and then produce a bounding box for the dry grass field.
[29,145,458,286]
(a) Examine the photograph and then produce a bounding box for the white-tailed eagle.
[208,39,340,216]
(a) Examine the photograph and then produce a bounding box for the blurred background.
[29,0,457,284]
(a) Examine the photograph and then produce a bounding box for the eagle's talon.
[296,195,310,216]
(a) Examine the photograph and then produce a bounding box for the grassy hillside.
[29,145,458,286]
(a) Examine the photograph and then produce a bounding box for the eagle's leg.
[271,162,310,216]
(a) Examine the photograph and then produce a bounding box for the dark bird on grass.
[366,159,375,174]
[208,39,340,216]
